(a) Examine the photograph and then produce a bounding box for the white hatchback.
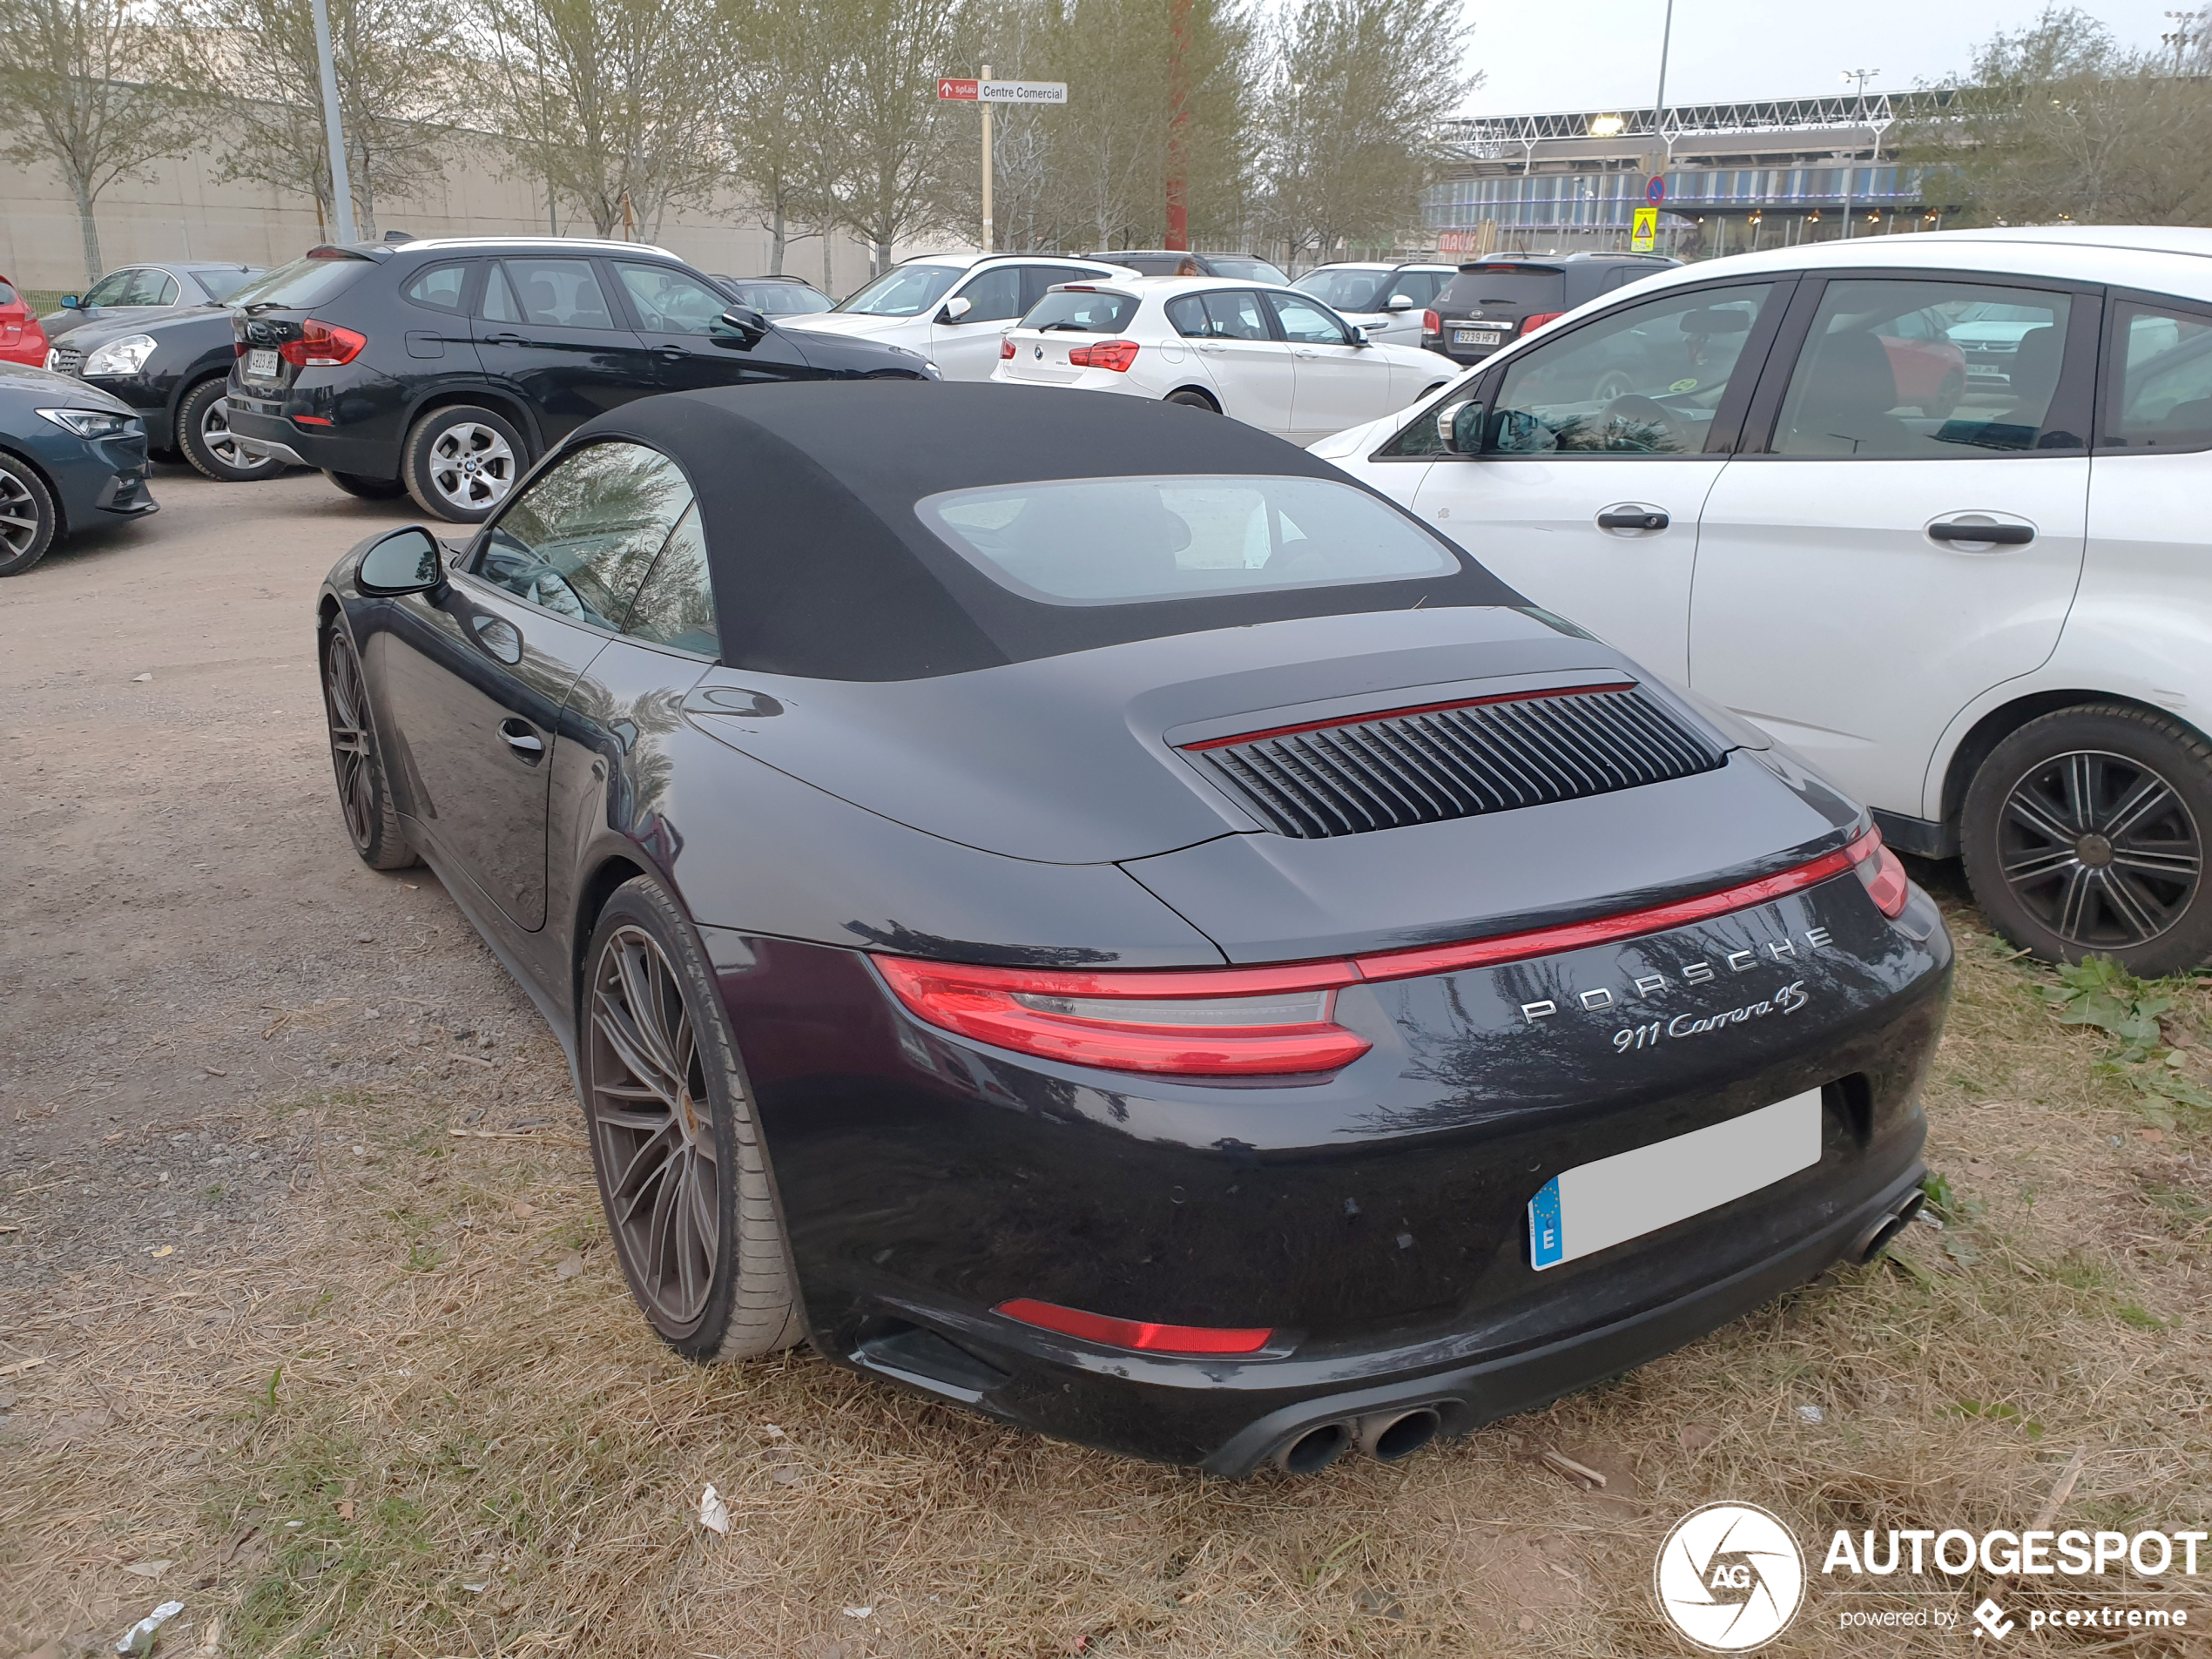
[991,276,1456,446]
[777,253,1131,381]
[1291,261,1459,347]
[1323,226,2212,973]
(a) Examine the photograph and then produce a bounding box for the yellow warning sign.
[1631,206,1659,253]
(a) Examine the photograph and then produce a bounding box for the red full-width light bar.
[995,1297,1273,1354]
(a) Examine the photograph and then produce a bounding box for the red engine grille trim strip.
[1177,680,1639,752]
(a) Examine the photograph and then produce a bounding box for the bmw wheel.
[583,876,802,1361]
[1962,705,2212,974]
[319,624,418,870]
[401,404,525,523]
[0,454,57,577]
[178,377,284,482]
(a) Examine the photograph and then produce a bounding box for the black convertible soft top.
[573,381,1519,681]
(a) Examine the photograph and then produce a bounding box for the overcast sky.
[1461,0,2189,113]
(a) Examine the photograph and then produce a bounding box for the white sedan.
[990,276,1454,446]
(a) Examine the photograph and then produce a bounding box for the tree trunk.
[820,229,833,294]
[770,203,786,274]
[73,177,102,287]
[873,239,891,278]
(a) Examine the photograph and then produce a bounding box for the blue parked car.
[0,361,158,576]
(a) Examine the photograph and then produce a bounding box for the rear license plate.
[1528,1088,1822,1270]
[247,347,280,380]
[1454,328,1502,347]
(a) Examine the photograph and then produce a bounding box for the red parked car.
[0,275,50,368]
[1876,305,1970,418]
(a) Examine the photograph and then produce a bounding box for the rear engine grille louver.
[1184,683,1726,840]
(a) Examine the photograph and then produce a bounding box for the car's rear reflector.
[995,1297,1272,1354]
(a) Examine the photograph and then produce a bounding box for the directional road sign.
[938,78,1067,104]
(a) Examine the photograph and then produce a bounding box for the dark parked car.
[224,238,941,523]
[53,306,287,482]
[0,361,158,576]
[1425,252,1682,366]
[39,262,262,348]
[711,274,834,316]
[316,380,1949,1474]
[1086,250,1291,284]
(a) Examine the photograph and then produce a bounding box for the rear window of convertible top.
[916,474,1462,606]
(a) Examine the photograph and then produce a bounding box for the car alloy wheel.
[319,626,416,869]
[0,457,57,577]
[199,395,279,475]
[423,421,516,514]
[1994,749,2202,951]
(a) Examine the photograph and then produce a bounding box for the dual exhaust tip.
[1271,1404,1448,1474]
[1852,1191,1925,1264]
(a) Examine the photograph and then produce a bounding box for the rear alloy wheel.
[320,624,418,870]
[401,404,524,523]
[0,454,57,577]
[583,877,802,1361]
[1962,705,2212,974]
[323,469,409,500]
[178,377,284,482]
[1164,389,1219,412]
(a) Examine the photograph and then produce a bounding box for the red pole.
[1165,0,1190,249]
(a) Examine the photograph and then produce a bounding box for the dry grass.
[5,893,2210,1657]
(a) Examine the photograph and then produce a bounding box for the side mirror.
[936,294,974,323]
[1353,322,1380,345]
[1384,293,1415,311]
[356,526,446,596]
[1436,399,1487,454]
[60,294,81,309]
[712,306,769,348]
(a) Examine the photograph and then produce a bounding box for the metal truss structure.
[1441,91,1959,159]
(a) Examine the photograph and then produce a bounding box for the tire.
[319,623,418,871]
[1922,370,1964,421]
[401,404,525,523]
[324,469,408,500]
[177,377,285,482]
[1592,368,1636,402]
[1960,704,2212,974]
[582,876,802,1362]
[1164,388,1219,412]
[0,453,57,577]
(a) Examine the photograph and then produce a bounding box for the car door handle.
[1928,519,2033,545]
[655,344,690,359]
[1597,509,1669,531]
[482,332,526,347]
[499,719,544,760]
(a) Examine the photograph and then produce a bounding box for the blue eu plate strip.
[1528,1177,1564,1271]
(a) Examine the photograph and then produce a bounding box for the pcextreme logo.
[1655,1502,1807,1652]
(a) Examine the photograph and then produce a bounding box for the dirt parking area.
[3,465,2209,1657]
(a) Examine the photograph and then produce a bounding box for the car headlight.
[81,333,158,377]
[37,407,143,440]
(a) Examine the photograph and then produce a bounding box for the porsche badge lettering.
[1517,927,1833,1027]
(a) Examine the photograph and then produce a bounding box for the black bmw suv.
[225,238,941,521]
[1424,252,1682,367]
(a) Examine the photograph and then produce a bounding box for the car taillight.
[1422,308,1440,335]
[996,1298,1272,1355]
[1845,827,1912,919]
[1068,338,1140,372]
[1000,335,1017,359]
[1521,311,1565,334]
[872,956,1370,1077]
[279,318,367,368]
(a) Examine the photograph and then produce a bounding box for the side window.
[1483,283,1777,455]
[1772,280,2074,458]
[1202,289,1272,341]
[2102,300,2212,450]
[142,273,181,307]
[472,442,692,630]
[953,265,1022,323]
[1269,293,1353,346]
[1165,294,1211,338]
[1020,264,1098,310]
[1395,272,1444,307]
[405,262,469,314]
[615,261,728,335]
[495,259,617,330]
[622,504,720,656]
[81,271,133,307]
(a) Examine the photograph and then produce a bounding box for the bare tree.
[0,0,199,283]
[722,0,828,275]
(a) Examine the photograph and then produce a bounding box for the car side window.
[1021,264,1103,310]
[405,262,469,314]
[1772,279,2074,458]
[1202,289,1273,341]
[1269,293,1354,346]
[2101,299,2212,451]
[953,265,1022,323]
[471,442,693,631]
[491,259,617,330]
[142,273,180,307]
[622,503,720,656]
[1480,283,1777,455]
[1165,294,1210,338]
[81,271,133,307]
[1394,272,1444,307]
[615,261,728,336]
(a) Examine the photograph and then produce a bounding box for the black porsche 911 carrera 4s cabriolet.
[317,381,1951,1476]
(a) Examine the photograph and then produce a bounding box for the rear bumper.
[226,389,396,476]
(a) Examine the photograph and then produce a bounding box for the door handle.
[656,344,690,359]
[482,332,526,346]
[1928,519,2033,545]
[1597,509,1669,531]
[499,719,544,760]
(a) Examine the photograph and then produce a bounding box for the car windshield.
[193,267,261,302]
[1021,289,1140,334]
[917,474,1460,605]
[227,253,372,310]
[1206,256,1289,284]
[834,264,964,317]
[1292,269,1393,312]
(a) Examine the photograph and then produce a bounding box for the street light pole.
[309,0,357,244]
[1838,67,1878,240]
[1652,0,1675,164]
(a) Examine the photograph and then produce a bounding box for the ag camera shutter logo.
[1655,1502,1806,1651]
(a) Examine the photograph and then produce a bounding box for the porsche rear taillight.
[1068,338,1140,372]
[1845,827,1911,918]
[872,956,1369,1077]
[995,1298,1272,1354]
[279,318,367,368]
